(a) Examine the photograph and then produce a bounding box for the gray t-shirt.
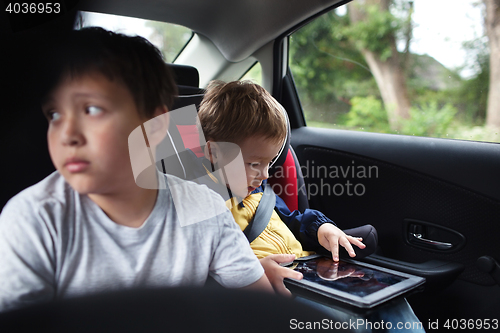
[0,172,263,312]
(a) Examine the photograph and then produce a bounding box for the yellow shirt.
[227,193,314,259]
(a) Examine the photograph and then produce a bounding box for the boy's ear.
[144,105,170,147]
[204,141,220,165]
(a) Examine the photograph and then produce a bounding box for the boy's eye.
[47,111,61,121]
[86,106,103,115]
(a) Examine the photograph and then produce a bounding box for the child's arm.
[316,223,365,261]
[259,254,303,296]
[274,195,366,259]
[239,274,274,293]
[0,198,56,312]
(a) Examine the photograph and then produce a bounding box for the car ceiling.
[78,0,345,62]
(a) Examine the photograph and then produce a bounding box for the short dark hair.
[41,27,178,119]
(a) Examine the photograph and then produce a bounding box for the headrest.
[168,64,200,88]
[171,94,205,113]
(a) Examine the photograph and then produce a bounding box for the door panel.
[290,126,500,321]
[277,15,500,321]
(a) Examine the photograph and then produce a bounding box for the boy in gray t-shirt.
[0,28,270,313]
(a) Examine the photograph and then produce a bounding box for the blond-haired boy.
[194,80,376,294]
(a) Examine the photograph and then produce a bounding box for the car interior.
[1,0,500,329]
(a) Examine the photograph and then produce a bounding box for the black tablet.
[284,257,425,309]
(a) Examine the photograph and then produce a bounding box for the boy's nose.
[257,165,270,180]
[62,117,85,146]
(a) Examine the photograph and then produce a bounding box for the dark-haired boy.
[0,28,270,313]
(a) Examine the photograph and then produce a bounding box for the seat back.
[155,65,205,178]
[168,63,202,95]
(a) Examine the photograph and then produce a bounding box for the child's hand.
[317,223,366,261]
[259,254,303,296]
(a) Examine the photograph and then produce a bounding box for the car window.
[78,11,192,62]
[241,62,263,86]
[289,1,499,143]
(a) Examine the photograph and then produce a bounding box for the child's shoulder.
[1,171,72,216]
[163,173,230,227]
[164,173,223,200]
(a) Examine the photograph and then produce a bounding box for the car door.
[272,5,500,326]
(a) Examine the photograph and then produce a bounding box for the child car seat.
[155,68,377,257]
[266,114,378,259]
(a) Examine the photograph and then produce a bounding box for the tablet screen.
[293,257,407,297]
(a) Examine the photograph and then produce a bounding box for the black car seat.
[267,136,378,258]
[155,64,205,178]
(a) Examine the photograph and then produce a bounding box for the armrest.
[361,254,464,291]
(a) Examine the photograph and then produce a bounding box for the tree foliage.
[342,4,401,61]
[290,11,378,123]
[289,1,497,141]
[483,0,500,127]
[145,21,192,62]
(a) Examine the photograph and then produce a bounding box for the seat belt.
[243,183,276,243]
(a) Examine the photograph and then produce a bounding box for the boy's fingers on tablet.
[325,236,339,261]
[331,245,339,261]
[282,266,303,281]
[269,266,302,296]
[340,237,356,257]
[269,253,296,264]
[347,235,366,249]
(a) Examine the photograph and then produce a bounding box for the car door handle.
[405,219,465,252]
[410,233,453,250]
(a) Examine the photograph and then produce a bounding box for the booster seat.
[155,66,378,258]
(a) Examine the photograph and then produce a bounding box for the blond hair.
[198,80,287,146]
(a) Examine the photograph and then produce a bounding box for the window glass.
[78,12,192,62]
[289,1,499,143]
[241,62,263,86]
